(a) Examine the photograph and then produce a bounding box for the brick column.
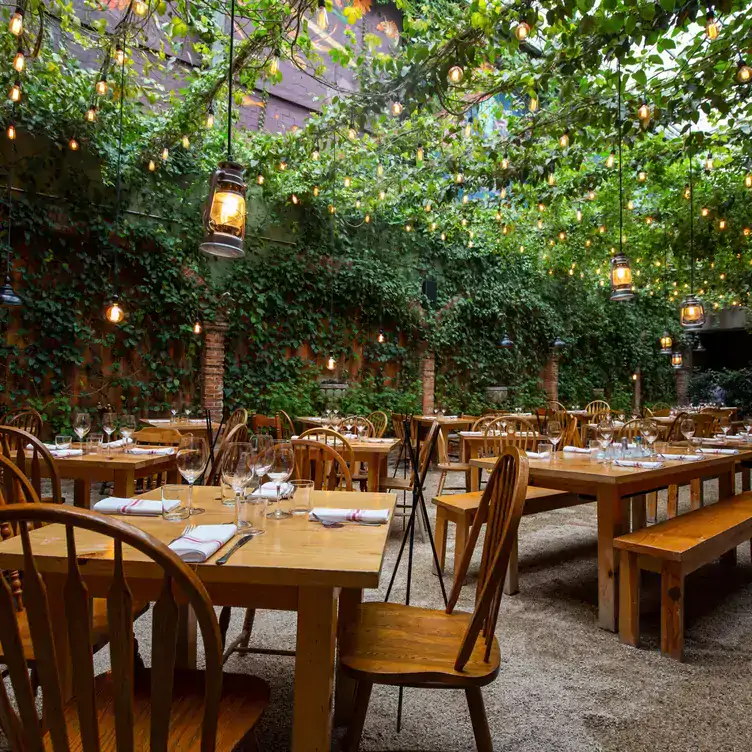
[539,356,559,403]
[201,314,228,422]
[421,351,435,414]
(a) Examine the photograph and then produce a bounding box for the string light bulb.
[291,194,299,205]
[257,173,264,185]
[376,163,384,177]
[68,137,79,151]
[537,201,546,212]
[718,218,727,230]
[312,146,320,160]
[355,198,361,209]
[379,189,386,200]
[455,171,464,184]
[269,49,281,75]
[313,185,320,197]
[705,9,719,40]
[576,208,583,222]
[501,154,509,170]
[148,159,156,171]
[514,19,531,40]
[462,194,469,204]
[463,120,473,138]
[529,94,539,112]
[347,120,357,141]
[326,355,336,371]
[638,170,647,182]
[627,200,634,211]
[12,48,24,73]
[448,65,464,84]
[133,0,148,15]
[96,77,108,96]
[182,135,190,148]
[416,143,424,163]
[365,214,370,223]
[161,146,169,161]
[745,174,752,189]
[637,102,650,121]
[206,106,215,128]
[328,204,336,214]
[547,172,556,186]
[315,0,328,29]
[105,298,124,324]
[704,152,713,171]
[537,219,543,229]
[7,123,16,140]
[8,80,21,103]
[558,130,570,148]
[391,101,403,117]
[587,189,596,200]
[737,59,752,83]
[440,232,446,241]
[115,45,125,66]
[606,151,615,168]
[8,6,23,36]
[377,329,385,343]
[683,184,691,200]
[405,223,412,232]
[278,156,288,171]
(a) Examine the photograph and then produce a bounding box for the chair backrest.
[447,447,528,669]
[651,402,670,412]
[279,410,296,440]
[0,425,63,504]
[588,409,612,425]
[692,413,718,438]
[586,400,610,415]
[366,411,389,438]
[482,416,537,455]
[341,416,375,438]
[617,418,643,441]
[206,423,250,486]
[132,427,184,446]
[471,415,498,432]
[292,439,353,491]
[0,503,225,752]
[392,414,406,443]
[3,408,43,438]
[251,413,282,439]
[651,408,671,417]
[298,428,354,465]
[547,400,567,413]
[667,412,689,441]
[225,407,248,436]
[562,415,580,448]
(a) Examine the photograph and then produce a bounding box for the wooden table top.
[142,418,219,430]
[348,438,400,454]
[25,449,176,471]
[0,487,397,590]
[415,416,472,426]
[470,448,740,487]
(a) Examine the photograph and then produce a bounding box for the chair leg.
[453,514,469,579]
[433,507,448,575]
[503,534,519,596]
[218,606,232,650]
[343,681,372,752]
[238,607,256,649]
[436,471,447,497]
[465,687,493,752]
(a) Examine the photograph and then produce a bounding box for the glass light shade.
[269,52,280,76]
[312,148,320,160]
[0,275,22,307]
[69,138,79,151]
[13,50,24,73]
[96,79,108,96]
[705,11,719,39]
[9,8,23,36]
[547,172,556,185]
[745,174,752,188]
[671,351,683,369]
[343,175,351,188]
[680,294,705,329]
[500,332,514,348]
[448,65,464,83]
[737,61,752,83]
[501,156,509,170]
[193,321,202,334]
[377,329,385,343]
[133,0,148,15]
[576,209,582,222]
[200,161,247,258]
[326,355,336,370]
[161,147,169,161]
[105,300,124,323]
[8,81,21,103]
[637,102,650,121]
[559,131,570,148]
[206,111,215,128]
[659,332,673,354]
[86,106,97,122]
[7,124,16,140]
[115,46,125,65]
[529,96,539,112]
[416,145,424,162]
[365,214,371,223]
[148,159,156,171]
[515,20,530,40]
[638,170,647,182]
[291,194,299,205]
[347,126,357,140]
[455,172,463,184]
[182,135,190,148]
[391,101,403,116]
[610,252,635,301]
[606,152,615,168]
[315,1,328,29]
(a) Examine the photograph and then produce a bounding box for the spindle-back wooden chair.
[0,426,62,504]
[292,439,354,491]
[3,408,43,438]
[250,413,282,439]
[366,411,389,438]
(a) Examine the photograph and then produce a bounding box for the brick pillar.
[675,367,689,407]
[201,314,228,422]
[539,356,559,403]
[421,351,435,414]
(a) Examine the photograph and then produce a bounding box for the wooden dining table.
[141,418,219,441]
[348,437,401,491]
[470,449,738,632]
[22,449,179,508]
[0,487,397,751]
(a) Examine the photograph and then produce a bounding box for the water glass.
[588,439,602,462]
[239,494,267,535]
[176,435,208,515]
[161,484,190,521]
[681,418,695,444]
[55,435,72,450]
[289,479,314,515]
[86,436,102,455]
[267,441,295,519]
[537,441,553,462]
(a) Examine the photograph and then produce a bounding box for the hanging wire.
[226,0,236,161]
[617,57,623,255]
[112,32,127,300]
[688,126,695,293]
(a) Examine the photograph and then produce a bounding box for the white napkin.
[714,434,742,441]
[26,442,58,451]
[252,481,295,499]
[698,447,739,455]
[93,497,178,516]
[563,446,596,454]
[51,449,84,458]
[526,451,551,459]
[148,419,169,423]
[655,453,702,462]
[128,447,175,455]
[460,431,484,437]
[613,460,664,469]
[169,524,237,563]
[309,507,390,524]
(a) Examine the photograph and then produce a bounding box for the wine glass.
[597,420,614,461]
[718,415,730,439]
[547,420,563,460]
[267,441,295,520]
[73,412,91,444]
[681,417,696,446]
[102,412,116,446]
[120,414,136,451]
[184,405,193,422]
[640,419,658,457]
[170,406,178,422]
[176,435,208,515]
[221,442,260,532]
[251,434,273,481]
[744,415,752,440]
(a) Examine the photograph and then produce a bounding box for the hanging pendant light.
[705,8,719,39]
[671,351,683,369]
[659,331,673,354]
[8,80,21,103]
[606,151,615,168]
[206,105,215,128]
[8,6,23,36]
[315,0,328,29]
[680,130,706,330]
[610,60,634,302]
[133,0,148,15]
[269,48,281,75]
[500,332,514,348]
[377,329,386,344]
[7,123,16,140]
[514,18,531,40]
[12,47,25,73]
[737,58,752,83]
[201,0,247,259]
[193,320,202,334]
[448,65,464,84]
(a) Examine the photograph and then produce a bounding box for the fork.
[168,523,195,545]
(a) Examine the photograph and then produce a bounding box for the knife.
[215,534,256,565]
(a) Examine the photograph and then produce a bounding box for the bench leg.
[690,478,703,510]
[660,562,685,661]
[630,495,646,532]
[619,551,640,647]
[667,485,678,519]
[742,467,751,493]
[503,534,519,596]
[433,507,448,575]
[721,547,737,568]
[646,492,658,523]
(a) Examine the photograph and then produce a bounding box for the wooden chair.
[223,407,248,441]
[292,439,354,491]
[298,428,354,465]
[391,413,409,472]
[131,426,184,446]
[436,428,470,496]
[251,412,282,439]
[481,416,538,456]
[0,502,269,751]
[206,423,251,486]
[341,447,529,752]
[562,415,581,448]
[470,415,499,432]
[366,410,389,438]
[3,408,43,438]
[650,402,671,412]
[586,400,611,416]
[547,400,567,413]
[0,425,63,504]
[617,418,643,442]
[588,409,612,425]
[279,410,296,440]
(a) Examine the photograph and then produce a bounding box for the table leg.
[597,486,624,632]
[366,453,380,493]
[114,469,135,499]
[73,478,91,509]
[630,494,646,532]
[334,588,362,727]
[293,586,337,752]
[175,606,197,670]
[719,463,735,500]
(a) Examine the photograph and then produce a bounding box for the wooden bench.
[615,492,752,660]
[433,485,587,595]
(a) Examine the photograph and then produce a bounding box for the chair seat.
[437,462,471,472]
[1,598,147,662]
[434,486,574,516]
[339,601,500,688]
[379,477,413,491]
[43,669,269,751]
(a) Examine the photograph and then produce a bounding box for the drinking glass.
[718,415,730,438]
[640,419,658,458]
[55,435,72,450]
[547,420,563,460]
[170,406,178,422]
[251,434,274,481]
[744,415,752,440]
[102,411,116,446]
[267,441,295,519]
[597,420,614,460]
[184,405,193,422]
[537,441,553,462]
[120,414,136,451]
[176,435,208,515]
[221,443,258,530]
[681,418,696,446]
[161,484,190,521]
[289,479,314,515]
[73,412,91,443]
[588,439,602,462]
